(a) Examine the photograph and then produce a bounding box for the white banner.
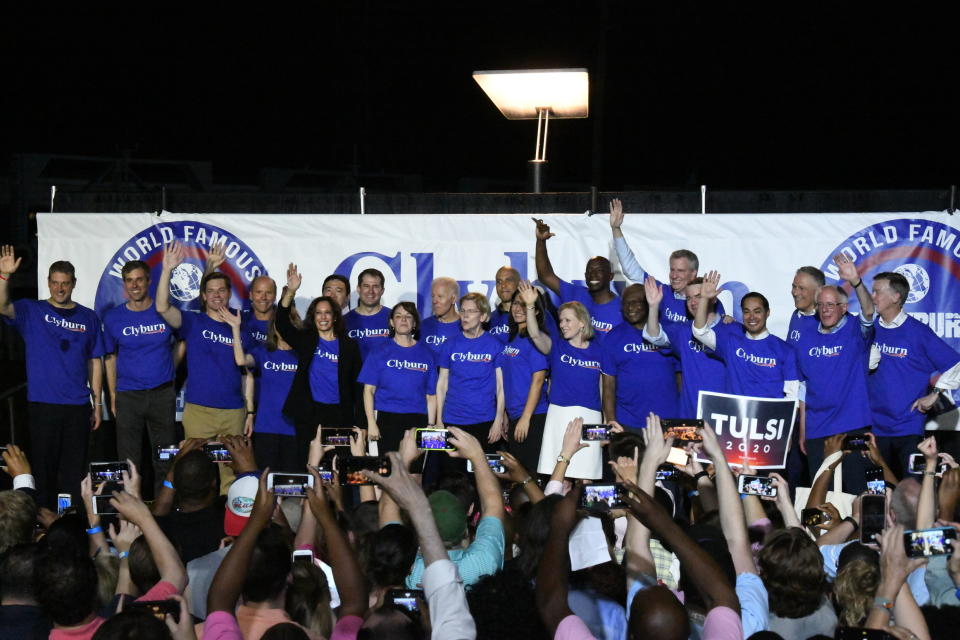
[37,210,960,430]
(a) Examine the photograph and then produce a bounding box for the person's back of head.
[516,495,561,580]
[357,605,424,640]
[285,560,333,639]
[344,501,381,547]
[173,450,218,507]
[467,566,548,640]
[91,610,171,639]
[758,527,825,619]
[0,542,41,604]
[833,558,880,626]
[362,523,418,589]
[35,539,99,627]
[628,584,690,640]
[243,524,292,604]
[261,622,311,640]
[0,490,36,555]
[129,535,161,595]
[433,471,479,516]
[891,478,920,529]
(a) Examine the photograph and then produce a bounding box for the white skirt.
[537,403,604,480]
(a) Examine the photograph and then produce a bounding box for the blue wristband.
[86,526,102,535]
[163,480,174,490]
[955,586,960,602]
[118,551,129,560]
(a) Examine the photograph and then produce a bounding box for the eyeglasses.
[816,301,845,310]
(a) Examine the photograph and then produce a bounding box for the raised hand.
[286,263,302,293]
[608,198,624,229]
[495,450,533,484]
[1,444,31,479]
[560,418,589,461]
[643,276,663,307]
[833,253,860,284]
[0,245,22,276]
[918,435,938,464]
[641,413,675,467]
[121,459,142,500]
[531,217,555,241]
[518,280,539,307]
[701,270,721,301]
[162,241,186,271]
[214,307,241,328]
[205,241,227,273]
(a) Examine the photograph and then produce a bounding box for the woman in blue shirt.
[220,309,300,472]
[359,301,437,454]
[520,281,609,479]
[501,288,550,474]
[436,292,505,452]
[275,264,363,466]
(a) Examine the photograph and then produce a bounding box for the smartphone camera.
[267,472,314,498]
[57,493,73,516]
[156,445,180,461]
[342,456,391,485]
[860,495,887,544]
[92,494,118,515]
[580,424,610,442]
[89,461,129,485]
[203,443,231,463]
[321,428,354,447]
[655,464,680,482]
[466,454,505,474]
[841,434,870,451]
[662,419,704,443]
[579,483,628,510]
[865,467,885,496]
[415,428,454,451]
[738,475,777,498]
[904,527,957,557]
[801,508,830,528]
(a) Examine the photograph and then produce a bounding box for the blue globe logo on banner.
[893,264,930,304]
[94,220,268,317]
[820,218,960,405]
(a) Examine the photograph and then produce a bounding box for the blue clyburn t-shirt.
[358,340,437,414]
[548,339,606,411]
[500,336,550,419]
[241,311,270,350]
[420,315,463,363]
[102,303,175,391]
[795,314,873,439]
[602,322,678,428]
[13,299,104,405]
[712,326,799,399]
[658,321,728,419]
[488,308,512,343]
[439,332,502,424]
[344,308,392,360]
[249,345,298,436]
[179,310,244,409]
[869,316,960,437]
[786,310,819,346]
[558,280,621,343]
[309,337,340,404]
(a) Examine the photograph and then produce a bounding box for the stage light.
[473,68,589,193]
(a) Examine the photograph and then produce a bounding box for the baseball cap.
[428,490,467,546]
[224,475,259,536]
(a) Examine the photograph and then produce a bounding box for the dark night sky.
[2,3,957,191]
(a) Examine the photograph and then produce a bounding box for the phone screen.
[580,424,610,442]
[738,475,777,497]
[342,456,391,485]
[90,461,129,484]
[322,428,354,447]
[655,464,679,482]
[415,428,454,451]
[801,508,825,527]
[156,445,180,461]
[92,494,118,515]
[268,473,313,498]
[386,589,423,613]
[579,484,628,510]
[57,494,72,516]
[904,527,957,557]
[860,495,886,544]
[865,467,885,495]
[128,600,180,623]
[661,419,704,442]
[203,443,231,463]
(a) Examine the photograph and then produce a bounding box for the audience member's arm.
[112,489,187,592]
[2,444,36,493]
[624,478,741,614]
[916,435,939,530]
[535,484,585,635]
[109,519,143,596]
[939,469,960,528]
[805,433,845,509]
[865,524,930,640]
[449,426,504,521]
[307,467,368,620]
[365,452,476,640]
[701,424,755,575]
[768,472,802,529]
[347,428,377,502]
[611,446,656,581]
[81,474,110,558]
[532,218,561,295]
[208,472,274,615]
[865,432,899,486]
[151,438,205,516]
[548,418,588,487]
[495,451,544,504]
[294,427,330,550]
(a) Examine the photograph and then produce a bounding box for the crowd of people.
[0,201,960,639]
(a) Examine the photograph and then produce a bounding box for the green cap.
[428,490,467,545]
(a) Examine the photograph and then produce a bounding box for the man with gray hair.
[421,277,461,362]
[794,254,875,491]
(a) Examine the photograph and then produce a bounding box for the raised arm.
[916,435,939,529]
[834,253,874,321]
[0,245,21,319]
[609,199,648,283]
[531,218,561,295]
[700,423,754,575]
[535,484,584,634]
[518,280,552,354]
[866,524,930,640]
[155,242,184,328]
[112,489,187,592]
[449,426,505,521]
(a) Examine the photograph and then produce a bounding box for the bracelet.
[86,526,102,536]
[955,586,960,602]
[163,480,174,490]
[694,470,710,482]
[118,551,129,560]
[872,597,894,610]
[852,279,863,289]
[246,410,256,415]
[924,471,938,476]
[842,516,859,531]
[520,476,533,486]
[0,274,8,281]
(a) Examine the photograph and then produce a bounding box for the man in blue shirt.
[489,266,520,342]
[103,260,179,493]
[0,246,104,508]
[868,271,960,476]
[795,254,875,492]
[533,218,621,341]
[343,268,391,359]
[419,277,462,363]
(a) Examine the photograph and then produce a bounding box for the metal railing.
[0,382,27,445]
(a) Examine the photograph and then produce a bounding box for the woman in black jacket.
[276,263,364,465]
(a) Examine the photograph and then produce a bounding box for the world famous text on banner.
[93,220,268,318]
[820,219,960,417]
[696,391,798,469]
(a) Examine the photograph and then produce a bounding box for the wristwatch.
[556,454,570,464]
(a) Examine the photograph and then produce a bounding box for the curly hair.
[833,558,880,626]
[758,528,826,618]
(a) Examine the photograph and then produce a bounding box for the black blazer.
[275,300,364,429]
